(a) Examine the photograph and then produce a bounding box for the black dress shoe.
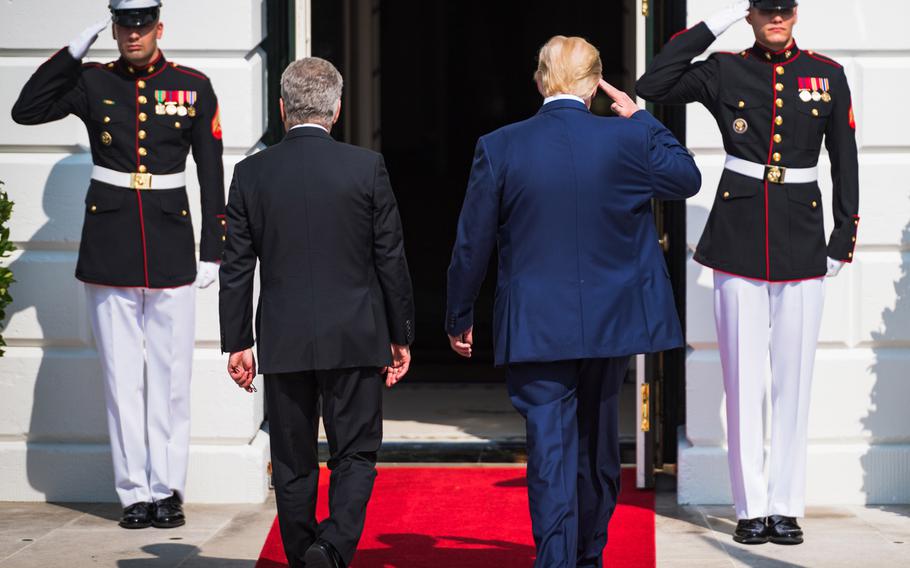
[152,494,186,528]
[767,515,804,545]
[733,517,769,544]
[304,539,346,568]
[119,502,153,529]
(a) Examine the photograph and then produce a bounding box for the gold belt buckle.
[130,172,152,190]
[764,165,786,184]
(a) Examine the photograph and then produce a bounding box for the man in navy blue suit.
[445,36,701,567]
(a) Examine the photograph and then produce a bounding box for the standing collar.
[117,50,166,77]
[748,40,800,64]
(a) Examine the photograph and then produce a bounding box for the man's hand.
[228,348,257,392]
[195,261,220,289]
[705,1,751,38]
[598,79,640,119]
[826,257,845,278]
[68,17,111,60]
[448,327,473,358]
[382,344,411,387]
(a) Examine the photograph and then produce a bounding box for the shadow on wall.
[3,154,116,501]
[865,202,910,509]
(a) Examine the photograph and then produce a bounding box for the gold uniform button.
[137,80,146,89]
[100,131,112,145]
[848,252,853,258]
[722,191,731,199]
[811,108,819,117]
[221,219,227,226]
[138,129,147,140]
[138,147,148,157]
[106,62,114,69]
[854,219,859,226]
[775,116,784,126]
[774,134,782,143]
[776,98,784,108]
[90,205,97,212]
[222,235,227,241]
[103,116,111,123]
[738,100,746,108]
[811,201,818,208]
[138,95,148,104]
[776,65,785,75]
[773,152,782,162]
[147,65,155,73]
[851,236,857,242]
[775,83,784,92]
[181,210,188,217]
[138,165,148,173]
[139,112,148,122]
[174,121,181,128]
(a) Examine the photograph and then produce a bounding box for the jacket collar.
[117,50,166,78]
[537,98,591,115]
[749,39,800,64]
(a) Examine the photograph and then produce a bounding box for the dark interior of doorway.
[312,0,633,381]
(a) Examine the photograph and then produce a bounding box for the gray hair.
[280,57,343,128]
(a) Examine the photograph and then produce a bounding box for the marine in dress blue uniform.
[11,0,225,529]
[636,0,859,545]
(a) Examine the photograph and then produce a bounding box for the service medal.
[187,106,196,117]
[166,103,177,115]
[185,91,197,118]
[799,90,812,102]
[177,105,188,116]
[811,91,822,102]
[821,92,832,103]
[154,90,168,115]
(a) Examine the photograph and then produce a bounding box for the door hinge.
[641,383,651,432]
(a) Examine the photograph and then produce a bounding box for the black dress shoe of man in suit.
[767,515,804,545]
[733,517,770,544]
[118,502,153,529]
[152,494,186,529]
[304,540,346,568]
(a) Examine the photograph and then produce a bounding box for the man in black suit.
[218,57,415,568]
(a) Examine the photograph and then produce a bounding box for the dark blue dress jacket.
[445,100,701,365]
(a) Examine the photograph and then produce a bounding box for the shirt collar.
[290,123,330,133]
[543,93,586,106]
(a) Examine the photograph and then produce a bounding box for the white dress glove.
[826,257,845,278]
[705,0,751,38]
[195,261,220,289]
[68,17,111,60]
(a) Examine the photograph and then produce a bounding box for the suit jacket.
[636,22,860,281]
[445,100,701,366]
[219,126,415,374]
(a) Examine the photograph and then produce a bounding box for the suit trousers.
[506,357,629,568]
[713,272,825,519]
[265,367,383,568]
[85,283,195,507]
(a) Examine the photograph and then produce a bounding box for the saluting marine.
[637,0,858,546]
[12,0,225,529]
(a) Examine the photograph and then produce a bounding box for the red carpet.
[256,467,654,568]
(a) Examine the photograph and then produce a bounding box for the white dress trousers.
[713,271,825,519]
[85,283,196,507]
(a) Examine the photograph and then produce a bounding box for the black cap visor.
[111,7,160,28]
[750,0,798,9]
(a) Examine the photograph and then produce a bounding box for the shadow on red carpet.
[256,467,654,567]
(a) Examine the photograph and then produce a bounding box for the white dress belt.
[724,155,819,185]
[91,165,187,190]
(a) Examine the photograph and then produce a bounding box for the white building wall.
[680,0,910,505]
[0,0,272,503]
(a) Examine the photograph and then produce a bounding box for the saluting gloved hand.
[705,0,751,38]
[194,261,220,289]
[68,17,112,60]
[826,257,845,278]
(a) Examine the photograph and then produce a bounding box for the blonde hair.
[534,36,602,98]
